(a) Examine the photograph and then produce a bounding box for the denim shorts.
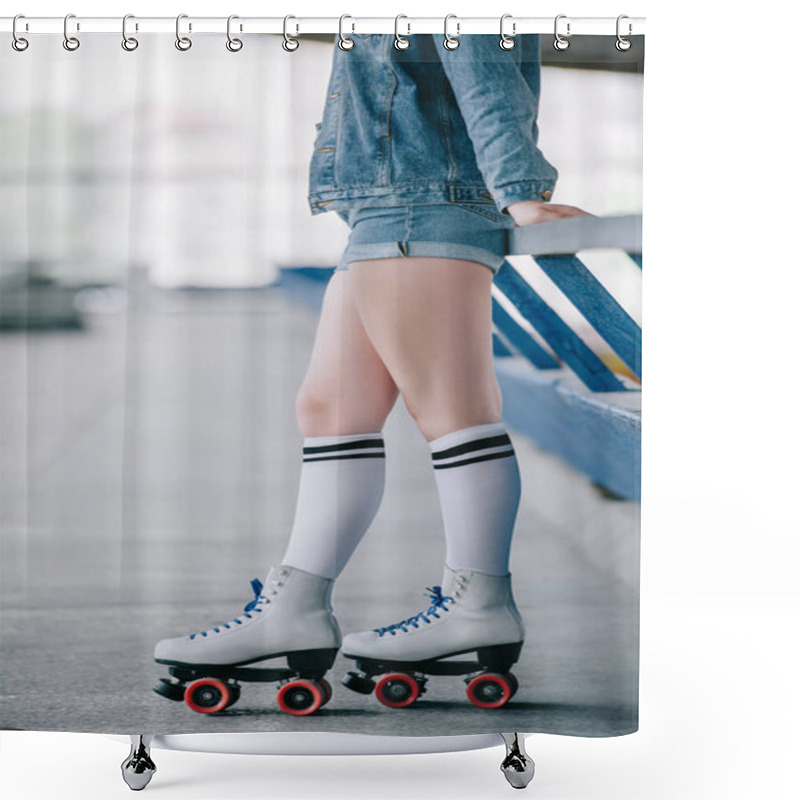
[334,204,515,274]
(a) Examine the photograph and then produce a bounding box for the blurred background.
[0,34,642,298]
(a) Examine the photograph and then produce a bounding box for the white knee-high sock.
[281,433,386,580]
[429,422,521,576]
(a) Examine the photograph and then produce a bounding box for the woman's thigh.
[349,256,501,441]
[297,270,398,436]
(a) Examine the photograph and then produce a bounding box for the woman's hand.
[505,200,591,227]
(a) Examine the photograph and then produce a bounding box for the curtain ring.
[282,15,299,51]
[175,14,192,51]
[443,13,459,50]
[499,14,516,50]
[226,15,243,52]
[122,14,139,51]
[394,14,410,50]
[12,14,29,52]
[63,13,80,51]
[554,14,570,51]
[338,14,355,50]
[615,15,632,51]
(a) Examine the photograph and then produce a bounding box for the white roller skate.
[341,566,525,709]
[153,565,341,716]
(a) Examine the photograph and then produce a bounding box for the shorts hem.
[336,241,504,274]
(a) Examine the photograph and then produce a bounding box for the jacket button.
[540,190,552,201]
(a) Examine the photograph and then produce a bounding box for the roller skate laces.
[374,586,454,637]
[188,577,281,639]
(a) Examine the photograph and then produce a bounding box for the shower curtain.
[0,23,643,740]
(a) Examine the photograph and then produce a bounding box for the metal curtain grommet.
[12,14,29,51]
[499,14,516,50]
[394,14,410,50]
[554,14,570,51]
[283,15,299,51]
[175,13,192,51]
[226,15,243,52]
[122,14,139,51]
[615,14,632,51]
[443,13,459,50]
[63,13,80,51]
[338,14,354,50]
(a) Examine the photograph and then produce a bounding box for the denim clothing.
[334,203,515,273]
[308,34,558,218]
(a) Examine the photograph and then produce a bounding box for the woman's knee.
[295,383,331,437]
[295,379,396,437]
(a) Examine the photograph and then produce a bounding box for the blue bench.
[278,213,642,501]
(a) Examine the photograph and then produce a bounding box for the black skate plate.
[156,647,338,682]
[343,641,523,677]
[165,664,294,683]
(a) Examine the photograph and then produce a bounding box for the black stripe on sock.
[303,452,387,464]
[432,450,515,470]
[303,438,385,456]
[431,433,511,461]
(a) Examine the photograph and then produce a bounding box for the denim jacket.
[307,34,558,219]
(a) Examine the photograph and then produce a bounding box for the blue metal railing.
[492,214,642,499]
[493,214,642,389]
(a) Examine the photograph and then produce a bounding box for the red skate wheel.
[506,672,519,698]
[226,684,242,708]
[466,673,513,709]
[184,678,232,714]
[277,679,324,716]
[317,678,333,707]
[375,673,420,708]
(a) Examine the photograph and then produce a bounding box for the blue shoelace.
[189,578,265,639]
[374,586,453,637]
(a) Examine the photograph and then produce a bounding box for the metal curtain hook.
[175,14,192,51]
[615,14,632,51]
[283,15,299,51]
[443,13,459,50]
[12,14,29,51]
[63,13,80,51]
[226,15,243,52]
[122,14,139,51]
[499,14,516,50]
[338,14,355,50]
[394,14,410,50]
[554,14,570,51]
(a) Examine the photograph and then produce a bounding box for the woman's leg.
[349,257,520,577]
[349,256,500,440]
[281,270,400,580]
[295,271,399,437]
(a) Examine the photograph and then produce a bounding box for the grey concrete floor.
[0,284,639,737]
